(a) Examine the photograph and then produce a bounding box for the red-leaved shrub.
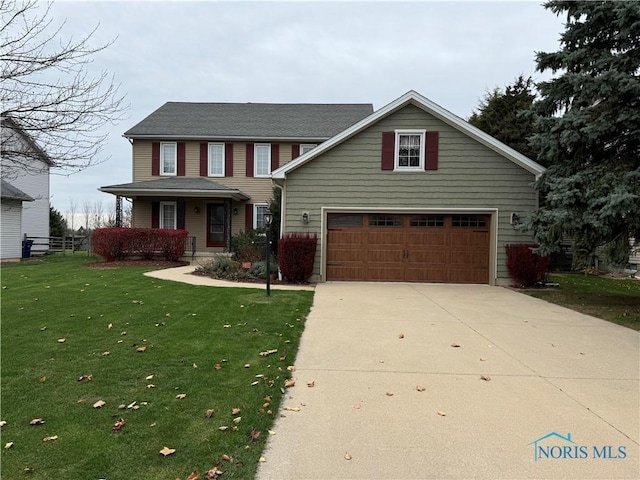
[278,232,318,282]
[92,228,188,262]
[505,243,550,287]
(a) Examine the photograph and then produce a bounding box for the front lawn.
[0,255,314,479]
[524,273,640,330]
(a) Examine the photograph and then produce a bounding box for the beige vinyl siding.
[282,104,539,283]
[132,140,295,204]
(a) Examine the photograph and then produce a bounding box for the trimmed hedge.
[278,232,317,283]
[92,228,188,262]
[505,243,551,288]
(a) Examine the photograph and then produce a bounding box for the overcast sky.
[45,0,566,216]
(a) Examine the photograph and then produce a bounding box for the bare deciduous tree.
[92,199,103,229]
[82,198,91,231]
[0,0,128,178]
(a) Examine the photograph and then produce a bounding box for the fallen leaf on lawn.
[150,422,156,427]
[4,442,14,449]
[127,401,137,409]
[232,417,241,424]
[221,454,233,462]
[255,374,264,378]
[223,324,231,328]
[287,365,296,372]
[258,457,266,463]
[218,426,229,431]
[78,374,93,382]
[121,331,127,336]
[159,446,175,456]
[205,467,224,479]
[480,375,491,381]
[136,346,146,353]
[250,430,261,441]
[57,338,66,343]
[30,418,45,426]
[259,349,278,357]
[416,385,426,392]
[39,376,47,383]
[307,381,315,388]
[268,430,276,435]
[450,343,461,348]
[214,364,222,370]
[102,351,110,356]
[244,363,250,368]
[284,379,295,388]
[43,435,58,442]
[40,326,46,331]
[250,381,259,386]
[176,393,186,399]
[145,374,154,380]
[0,421,6,427]
[147,384,155,389]
[283,406,300,412]
[344,452,352,460]
[437,410,447,416]
[231,408,240,415]
[398,333,405,339]
[186,471,199,480]
[385,392,394,397]
[113,418,126,431]
[480,357,486,362]
[205,409,215,418]
[93,400,106,409]
[108,323,113,329]
[24,466,34,473]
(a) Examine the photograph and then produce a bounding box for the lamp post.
[264,210,273,297]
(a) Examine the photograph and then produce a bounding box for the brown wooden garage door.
[326,213,490,283]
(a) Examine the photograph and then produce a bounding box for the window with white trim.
[253,203,269,229]
[160,201,177,229]
[208,143,225,177]
[395,130,425,170]
[300,144,317,154]
[254,144,271,177]
[160,142,177,176]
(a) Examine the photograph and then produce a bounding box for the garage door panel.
[327,265,366,281]
[366,266,405,281]
[406,231,447,246]
[368,231,404,245]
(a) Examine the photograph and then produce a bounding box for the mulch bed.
[85,260,189,269]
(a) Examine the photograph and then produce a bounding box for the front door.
[207,203,227,247]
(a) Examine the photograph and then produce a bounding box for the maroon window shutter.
[177,142,186,176]
[200,143,208,176]
[152,142,160,176]
[246,143,254,177]
[151,201,160,228]
[292,144,300,160]
[271,144,279,172]
[245,204,253,231]
[381,132,395,170]
[425,132,439,171]
[225,143,234,177]
[177,199,185,230]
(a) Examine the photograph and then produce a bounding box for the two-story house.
[99,102,374,254]
[1,115,52,258]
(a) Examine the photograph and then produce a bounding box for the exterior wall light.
[510,212,520,226]
[194,206,200,214]
[302,212,309,224]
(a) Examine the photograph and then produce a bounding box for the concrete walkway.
[256,282,639,479]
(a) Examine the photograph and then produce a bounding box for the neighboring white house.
[1,180,34,260]
[1,116,52,253]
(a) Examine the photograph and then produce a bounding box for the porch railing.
[186,235,196,259]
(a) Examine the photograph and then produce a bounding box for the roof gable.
[1,115,53,167]
[272,90,545,179]
[124,102,374,141]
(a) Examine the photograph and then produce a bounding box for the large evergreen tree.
[49,206,66,237]
[469,75,539,162]
[529,1,640,266]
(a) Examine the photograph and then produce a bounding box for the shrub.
[231,229,266,263]
[248,258,278,280]
[278,232,317,283]
[92,228,188,262]
[505,243,551,287]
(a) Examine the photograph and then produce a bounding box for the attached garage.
[326,212,490,283]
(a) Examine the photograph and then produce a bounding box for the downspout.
[273,179,285,281]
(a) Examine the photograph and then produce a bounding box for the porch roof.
[99,177,249,201]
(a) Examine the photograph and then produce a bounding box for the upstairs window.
[254,144,271,177]
[160,142,177,176]
[208,143,225,177]
[395,131,425,170]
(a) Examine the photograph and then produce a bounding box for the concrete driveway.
[257,283,639,479]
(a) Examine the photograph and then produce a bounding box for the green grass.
[1,255,314,479]
[524,273,640,330]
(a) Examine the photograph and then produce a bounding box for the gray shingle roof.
[99,177,249,200]
[124,102,374,140]
[1,179,34,201]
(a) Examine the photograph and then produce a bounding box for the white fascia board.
[272,90,545,179]
[123,134,330,143]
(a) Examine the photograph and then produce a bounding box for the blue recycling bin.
[22,239,34,258]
